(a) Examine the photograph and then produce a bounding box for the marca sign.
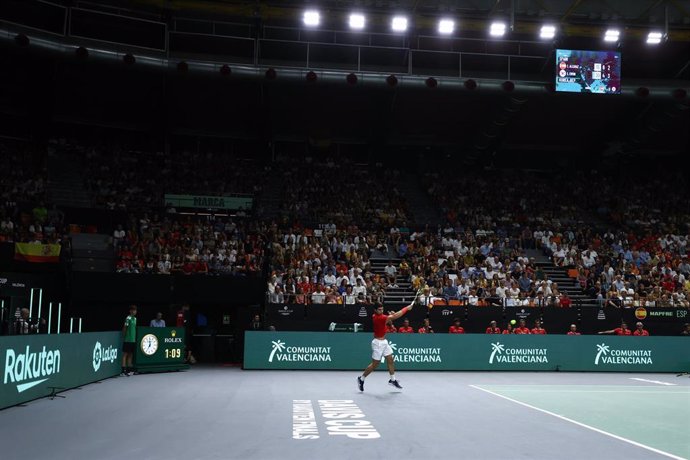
[268,340,332,363]
[488,342,548,364]
[4,345,61,393]
[594,343,653,366]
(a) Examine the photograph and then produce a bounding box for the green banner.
[135,327,188,372]
[1,332,121,409]
[244,332,690,372]
[164,194,252,210]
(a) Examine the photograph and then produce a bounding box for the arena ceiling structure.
[0,0,689,157]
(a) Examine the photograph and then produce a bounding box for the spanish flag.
[14,243,61,263]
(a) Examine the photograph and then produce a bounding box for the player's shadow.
[357,391,403,400]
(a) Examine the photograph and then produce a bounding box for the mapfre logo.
[92,341,118,372]
[268,340,331,363]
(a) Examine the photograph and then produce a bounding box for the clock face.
[141,334,159,356]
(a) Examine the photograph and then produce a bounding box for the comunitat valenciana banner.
[244,332,690,372]
[1,332,121,409]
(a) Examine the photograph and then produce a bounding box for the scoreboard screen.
[556,49,621,94]
[135,327,189,372]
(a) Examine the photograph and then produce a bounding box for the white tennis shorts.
[371,338,393,361]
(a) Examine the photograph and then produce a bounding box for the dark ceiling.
[0,0,688,156]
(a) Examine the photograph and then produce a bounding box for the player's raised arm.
[388,302,413,321]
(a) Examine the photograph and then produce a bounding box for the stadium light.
[391,16,408,32]
[303,10,320,27]
[349,13,366,30]
[646,31,663,44]
[438,19,455,35]
[490,22,506,37]
[540,25,556,39]
[604,29,620,42]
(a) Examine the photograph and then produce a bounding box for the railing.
[0,6,549,80]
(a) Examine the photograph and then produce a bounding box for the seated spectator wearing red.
[385,319,397,334]
[566,324,581,335]
[502,323,514,334]
[598,322,632,336]
[486,320,501,334]
[633,322,650,336]
[559,292,572,308]
[514,319,531,335]
[398,318,414,333]
[448,318,465,334]
[418,318,434,334]
[531,320,547,335]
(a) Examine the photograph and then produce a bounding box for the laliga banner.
[244,331,690,372]
[1,332,121,409]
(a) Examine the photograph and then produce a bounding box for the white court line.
[475,390,688,394]
[470,384,687,460]
[630,378,677,386]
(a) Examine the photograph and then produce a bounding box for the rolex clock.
[134,327,189,373]
[140,334,159,355]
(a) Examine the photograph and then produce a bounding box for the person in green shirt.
[121,305,137,376]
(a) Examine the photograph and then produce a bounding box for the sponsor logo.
[677,310,688,319]
[488,342,548,364]
[0,278,6,285]
[634,307,647,320]
[292,400,380,440]
[594,343,653,365]
[268,340,331,363]
[3,346,61,393]
[164,330,183,344]
[597,309,606,320]
[389,341,441,363]
[516,309,530,319]
[279,306,294,317]
[648,310,673,318]
[92,341,118,372]
[358,307,368,318]
[318,400,380,439]
[293,400,319,440]
[441,309,451,316]
[193,196,225,208]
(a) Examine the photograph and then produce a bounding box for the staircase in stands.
[369,254,417,308]
[47,151,92,208]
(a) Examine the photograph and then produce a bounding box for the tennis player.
[357,300,415,391]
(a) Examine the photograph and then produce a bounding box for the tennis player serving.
[357,293,418,391]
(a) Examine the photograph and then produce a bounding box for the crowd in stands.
[114,214,266,275]
[0,140,66,244]
[50,138,265,210]
[4,135,689,310]
[265,165,689,308]
[267,156,410,228]
[266,227,386,304]
[265,223,574,307]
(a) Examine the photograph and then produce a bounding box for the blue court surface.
[1,368,688,460]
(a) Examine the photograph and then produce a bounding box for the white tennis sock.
[360,375,366,380]
[390,374,396,381]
